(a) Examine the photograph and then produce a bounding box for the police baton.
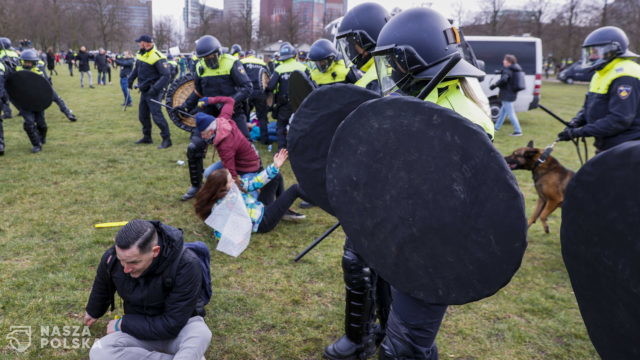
[537,104,588,165]
[293,222,341,262]
[149,99,195,118]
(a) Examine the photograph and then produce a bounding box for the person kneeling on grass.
[84,220,211,360]
[194,149,306,238]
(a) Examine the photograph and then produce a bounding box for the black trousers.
[275,103,293,150]
[257,183,301,233]
[21,110,46,146]
[1,96,11,117]
[67,63,73,76]
[138,90,171,140]
[248,91,270,143]
[381,288,447,360]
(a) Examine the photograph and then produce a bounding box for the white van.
[464,36,543,120]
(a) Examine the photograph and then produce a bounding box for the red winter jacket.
[208,97,260,177]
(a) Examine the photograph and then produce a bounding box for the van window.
[467,41,536,74]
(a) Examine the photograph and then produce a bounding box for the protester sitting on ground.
[84,220,212,360]
[195,149,306,239]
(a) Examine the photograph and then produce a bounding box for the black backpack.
[512,69,526,92]
[105,241,212,315]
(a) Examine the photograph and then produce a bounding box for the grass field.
[0,71,599,360]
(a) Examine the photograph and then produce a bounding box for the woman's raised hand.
[273,149,288,168]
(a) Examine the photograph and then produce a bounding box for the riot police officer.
[309,39,359,86]
[0,37,19,119]
[557,26,640,152]
[13,50,56,153]
[240,50,271,144]
[127,34,172,149]
[178,35,253,201]
[230,44,242,59]
[336,3,390,92]
[367,8,494,359]
[322,4,391,359]
[265,42,310,150]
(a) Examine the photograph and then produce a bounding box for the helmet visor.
[336,31,375,69]
[580,43,619,68]
[374,52,413,96]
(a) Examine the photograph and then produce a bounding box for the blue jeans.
[494,101,522,133]
[120,78,131,105]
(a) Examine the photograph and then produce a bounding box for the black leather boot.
[135,137,153,144]
[181,186,200,201]
[157,138,172,149]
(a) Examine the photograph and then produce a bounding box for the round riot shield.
[5,70,53,112]
[561,140,640,360]
[288,84,379,215]
[326,96,527,305]
[166,73,196,132]
[288,70,315,112]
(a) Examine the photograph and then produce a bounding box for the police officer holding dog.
[128,34,172,149]
[558,26,640,152]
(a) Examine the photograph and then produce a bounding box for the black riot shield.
[288,70,315,112]
[561,140,640,360]
[165,73,196,132]
[288,84,379,215]
[326,96,527,305]
[5,70,53,112]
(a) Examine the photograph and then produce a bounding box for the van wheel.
[565,77,574,85]
[490,99,501,122]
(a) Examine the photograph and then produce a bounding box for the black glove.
[557,127,578,141]
[128,82,133,90]
[567,118,582,128]
[175,103,190,114]
[489,84,497,90]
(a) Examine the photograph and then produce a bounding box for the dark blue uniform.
[128,46,171,143]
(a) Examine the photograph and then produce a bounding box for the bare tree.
[526,0,550,37]
[154,16,178,51]
[86,0,129,49]
[480,0,506,35]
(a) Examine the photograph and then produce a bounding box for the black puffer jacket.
[493,63,523,102]
[95,53,109,72]
[85,221,202,340]
[75,51,93,72]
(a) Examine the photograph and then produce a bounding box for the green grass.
[0,73,598,359]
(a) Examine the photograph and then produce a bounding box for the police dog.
[504,140,575,234]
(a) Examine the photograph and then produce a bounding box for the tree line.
[2,0,639,60]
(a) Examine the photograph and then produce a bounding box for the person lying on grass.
[194,149,306,238]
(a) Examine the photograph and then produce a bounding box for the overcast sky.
[153,0,534,28]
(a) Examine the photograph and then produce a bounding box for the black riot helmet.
[372,8,484,97]
[279,42,296,61]
[20,49,39,68]
[195,35,222,69]
[336,2,389,69]
[309,39,338,73]
[581,26,639,71]
[195,35,222,58]
[230,44,242,56]
[0,37,11,50]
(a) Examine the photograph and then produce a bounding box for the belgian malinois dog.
[504,140,575,233]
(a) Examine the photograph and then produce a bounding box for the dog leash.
[537,104,586,166]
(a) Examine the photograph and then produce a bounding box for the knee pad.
[187,139,206,160]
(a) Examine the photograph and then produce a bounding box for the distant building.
[183,0,223,29]
[224,0,252,20]
[260,0,292,30]
[260,0,346,44]
[120,0,153,35]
